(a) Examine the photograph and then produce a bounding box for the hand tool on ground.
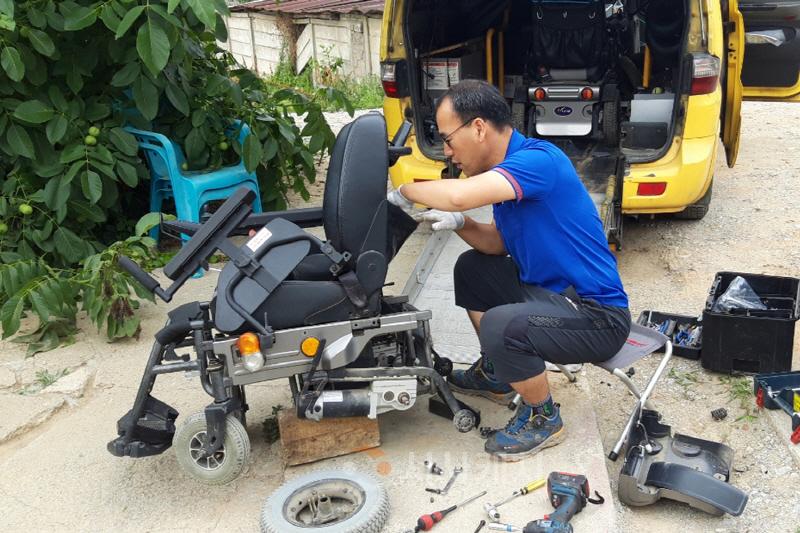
[414,489,487,531]
[522,472,604,533]
[474,519,487,532]
[425,465,462,495]
[488,523,522,532]
[484,477,546,521]
[424,460,443,475]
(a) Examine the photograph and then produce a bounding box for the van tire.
[674,181,713,220]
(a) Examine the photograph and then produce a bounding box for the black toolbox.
[637,310,702,360]
[701,272,799,374]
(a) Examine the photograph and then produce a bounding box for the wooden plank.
[278,410,380,466]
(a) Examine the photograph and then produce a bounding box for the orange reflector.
[637,182,667,196]
[533,88,546,101]
[580,87,594,100]
[237,332,260,355]
[301,337,320,357]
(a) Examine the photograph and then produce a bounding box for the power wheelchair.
[107,113,478,484]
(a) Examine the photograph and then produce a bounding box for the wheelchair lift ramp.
[406,206,491,364]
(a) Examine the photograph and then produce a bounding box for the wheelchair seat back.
[213,113,396,333]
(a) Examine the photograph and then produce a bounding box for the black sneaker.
[484,403,565,462]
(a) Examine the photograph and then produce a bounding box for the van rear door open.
[722,0,800,167]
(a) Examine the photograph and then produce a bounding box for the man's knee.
[480,305,546,382]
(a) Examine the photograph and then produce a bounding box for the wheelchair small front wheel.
[174,411,250,485]
[453,408,477,433]
[434,356,453,377]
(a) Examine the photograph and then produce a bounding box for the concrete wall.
[220,12,382,81]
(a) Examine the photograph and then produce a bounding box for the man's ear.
[475,118,488,142]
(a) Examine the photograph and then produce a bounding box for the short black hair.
[436,79,512,130]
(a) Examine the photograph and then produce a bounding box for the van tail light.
[381,61,409,98]
[533,87,546,101]
[691,54,721,95]
[637,182,667,196]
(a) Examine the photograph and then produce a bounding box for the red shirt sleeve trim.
[494,167,522,201]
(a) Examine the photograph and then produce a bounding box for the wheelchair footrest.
[107,395,179,458]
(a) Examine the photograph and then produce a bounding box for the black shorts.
[453,250,631,383]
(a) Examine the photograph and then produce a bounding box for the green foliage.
[17,367,69,394]
[265,47,383,112]
[0,213,161,353]
[0,1,350,349]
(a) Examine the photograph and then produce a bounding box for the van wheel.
[602,100,619,145]
[512,102,526,134]
[674,181,713,220]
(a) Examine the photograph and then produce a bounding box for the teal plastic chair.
[125,121,263,240]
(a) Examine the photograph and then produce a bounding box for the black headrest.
[323,113,389,260]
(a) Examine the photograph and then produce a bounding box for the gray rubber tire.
[260,469,389,533]
[173,411,250,485]
[674,180,713,220]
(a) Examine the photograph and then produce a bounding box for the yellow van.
[379,0,800,245]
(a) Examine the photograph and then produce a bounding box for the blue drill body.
[522,472,594,533]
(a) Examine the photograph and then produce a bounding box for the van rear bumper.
[622,134,717,214]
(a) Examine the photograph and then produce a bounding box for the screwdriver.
[415,490,487,531]
[495,478,546,508]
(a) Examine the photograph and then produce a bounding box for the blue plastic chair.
[125,121,263,240]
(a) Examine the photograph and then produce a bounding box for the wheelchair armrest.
[162,207,324,237]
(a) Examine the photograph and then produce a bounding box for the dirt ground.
[1,103,799,532]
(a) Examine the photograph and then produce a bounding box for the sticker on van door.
[554,106,573,116]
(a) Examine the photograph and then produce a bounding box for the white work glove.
[387,185,415,213]
[414,209,465,231]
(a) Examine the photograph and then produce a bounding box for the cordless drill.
[522,472,601,533]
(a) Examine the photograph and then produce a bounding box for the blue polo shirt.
[492,130,628,308]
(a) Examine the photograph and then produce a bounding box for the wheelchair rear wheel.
[174,411,250,484]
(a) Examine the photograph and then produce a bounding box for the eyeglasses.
[440,117,477,148]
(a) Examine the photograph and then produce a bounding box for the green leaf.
[168,0,181,14]
[114,5,144,39]
[187,0,217,30]
[0,13,14,32]
[191,108,206,128]
[116,160,138,187]
[136,17,171,76]
[99,3,121,32]
[90,144,114,165]
[185,128,204,161]
[263,136,278,161]
[81,170,103,203]
[62,161,83,184]
[54,227,88,263]
[0,0,13,17]
[7,124,35,158]
[1,294,24,339]
[110,61,141,87]
[132,76,158,121]
[46,115,68,144]
[1,47,25,82]
[59,144,86,164]
[43,176,71,210]
[165,83,189,116]
[151,4,183,28]
[48,86,68,113]
[108,127,139,156]
[242,133,262,173]
[135,212,165,237]
[85,102,110,121]
[64,6,97,31]
[14,100,55,124]
[215,14,228,42]
[26,29,56,57]
[29,290,50,322]
[65,69,83,94]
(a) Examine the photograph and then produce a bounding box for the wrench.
[431,466,462,495]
